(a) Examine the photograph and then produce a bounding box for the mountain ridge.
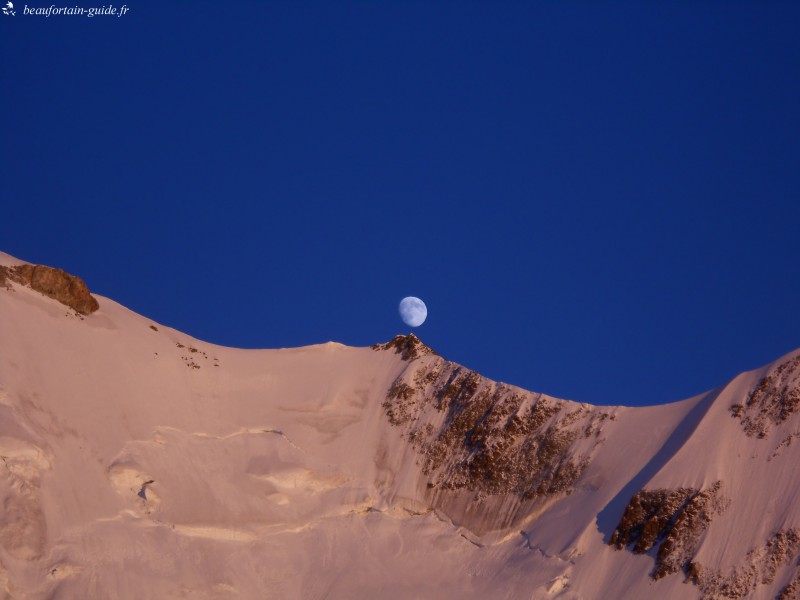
[1,250,799,599]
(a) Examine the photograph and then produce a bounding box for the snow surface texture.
[1,250,799,599]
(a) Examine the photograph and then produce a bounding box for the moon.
[399,297,427,327]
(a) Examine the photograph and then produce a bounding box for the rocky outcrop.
[688,529,800,599]
[377,338,615,532]
[611,481,727,580]
[779,569,800,600]
[0,264,99,315]
[610,487,697,554]
[730,355,800,438]
[769,431,800,460]
[372,334,437,361]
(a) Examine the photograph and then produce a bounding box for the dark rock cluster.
[0,264,99,315]
[372,334,437,361]
[417,372,585,501]
[610,481,727,580]
[779,567,800,600]
[377,338,614,527]
[688,528,800,599]
[730,355,800,438]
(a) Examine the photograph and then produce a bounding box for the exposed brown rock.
[761,530,800,585]
[730,355,800,438]
[381,356,611,526]
[654,482,727,579]
[610,487,696,553]
[0,264,99,315]
[688,528,800,599]
[779,569,800,600]
[372,334,437,361]
[770,431,800,461]
[610,482,727,581]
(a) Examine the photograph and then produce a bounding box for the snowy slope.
[0,251,799,599]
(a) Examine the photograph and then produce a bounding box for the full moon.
[399,297,427,327]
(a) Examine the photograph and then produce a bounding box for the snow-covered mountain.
[1,251,799,600]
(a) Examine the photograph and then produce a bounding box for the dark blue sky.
[2,2,799,406]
